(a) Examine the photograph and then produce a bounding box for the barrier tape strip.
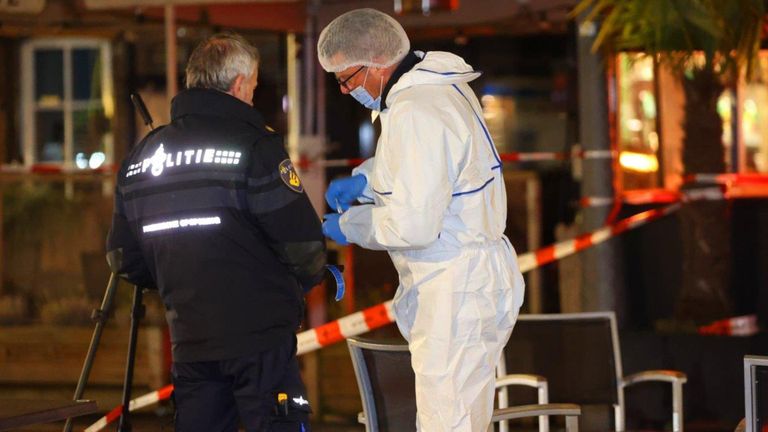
[516,203,679,273]
[580,149,616,159]
[499,152,568,162]
[84,385,173,432]
[12,159,768,181]
[84,203,679,431]
[295,150,615,170]
[2,149,604,175]
[0,164,117,175]
[684,173,768,185]
[580,196,617,207]
[580,186,731,208]
[683,187,726,202]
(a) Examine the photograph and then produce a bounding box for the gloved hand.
[325,174,367,212]
[322,213,349,246]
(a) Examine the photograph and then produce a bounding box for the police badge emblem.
[278,159,303,193]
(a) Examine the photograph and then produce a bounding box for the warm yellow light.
[626,118,643,132]
[619,151,659,173]
[481,95,498,106]
[636,55,654,81]
[481,95,502,120]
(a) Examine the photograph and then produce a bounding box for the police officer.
[107,33,325,431]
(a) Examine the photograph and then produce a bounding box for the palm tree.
[572,0,765,323]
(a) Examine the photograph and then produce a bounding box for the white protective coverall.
[339,51,526,431]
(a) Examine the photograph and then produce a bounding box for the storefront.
[616,52,768,191]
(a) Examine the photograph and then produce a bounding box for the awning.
[83,0,306,32]
[0,0,45,13]
[83,0,297,6]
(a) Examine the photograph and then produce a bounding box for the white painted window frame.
[20,37,114,169]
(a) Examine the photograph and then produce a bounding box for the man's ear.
[229,74,245,97]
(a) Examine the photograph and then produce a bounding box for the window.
[21,38,114,169]
[736,54,768,173]
[616,53,660,190]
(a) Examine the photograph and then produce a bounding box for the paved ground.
[13,412,739,432]
[9,402,739,432]
[15,413,365,431]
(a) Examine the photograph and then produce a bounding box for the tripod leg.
[117,285,145,432]
[63,273,120,432]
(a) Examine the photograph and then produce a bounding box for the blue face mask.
[350,87,381,111]
[350,68,383,111]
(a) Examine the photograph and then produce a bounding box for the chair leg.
[673,382,684,432]
[538,385,550,432]
[614,403,625,432]
[498,387,509,432]
[565,414,579,432]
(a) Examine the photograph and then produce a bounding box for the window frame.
[20,37,114,169]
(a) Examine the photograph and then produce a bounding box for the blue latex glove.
[325,174,367,213]
[322,213,349,246]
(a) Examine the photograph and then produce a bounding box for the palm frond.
[572,0,765,81]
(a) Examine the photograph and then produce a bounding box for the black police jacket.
[106,88,326,362]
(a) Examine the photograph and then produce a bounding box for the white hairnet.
[317,8,410,73]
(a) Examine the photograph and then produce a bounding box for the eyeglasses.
[335,66,366,90]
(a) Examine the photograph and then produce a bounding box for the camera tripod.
[62,91,159,431]
[63,273,149,432]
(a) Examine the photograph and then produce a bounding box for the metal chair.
[495,368,549,432]
[498,312,687,432]
[742,355,768,432]
[347,336,581,432]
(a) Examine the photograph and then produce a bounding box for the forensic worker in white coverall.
[318,8,525,432]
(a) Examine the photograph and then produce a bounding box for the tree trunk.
[675,68,732,323]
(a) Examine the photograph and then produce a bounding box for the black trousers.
[171,335,311,432]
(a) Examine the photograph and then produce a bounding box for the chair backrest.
[347,337,416,432]
[349,335,584,432]
[744,355,768,432]
[501,312,622,407]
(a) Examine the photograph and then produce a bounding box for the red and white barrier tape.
[580,196,617,207]
[84,385,173,432]
[684,173,768,185]
[516,203,679,272]
[297,150,614,170]
[578,149,615,160]
[683,187,726,202]
[698,314,759,337]
[0,164,116,175]
[580,186,730,208]
[84,304,397,431]
[294,157,367,170]
[686,174,768,199]
[84,203,679,431]
[0,149,616,175]
[499,152,568,162]
[291,202,676,351]
[296,302,395,355]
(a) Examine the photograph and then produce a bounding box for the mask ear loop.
[360,66,370,89]
[370,74,385,121]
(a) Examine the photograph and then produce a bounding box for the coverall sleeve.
[246,134,327,291]
[351,157,376,203]
[341,101,457,249]
[106,184,157,288]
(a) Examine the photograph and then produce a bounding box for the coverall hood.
[385,51,481,107]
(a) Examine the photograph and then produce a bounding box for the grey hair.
[185,33,260,92]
